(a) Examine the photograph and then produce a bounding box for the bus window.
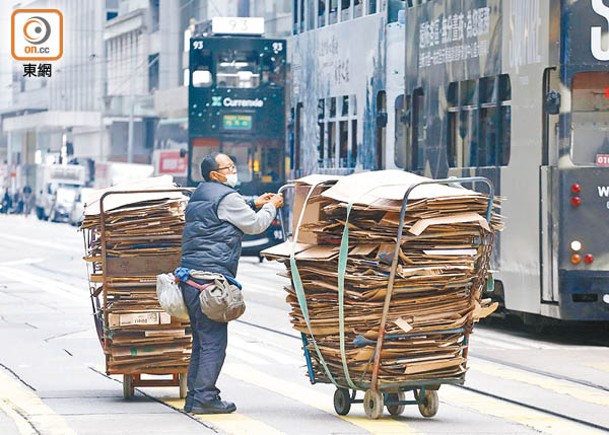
[339,120,349,165]
[329,0,338,24]
[192,68,212,87]
[222,142,253,183]
[351,119,358,166]
[571,71,609,165]
[190,138,220,182]
[354,0,362,18]
[412,88,424,170]
[394,94,410,168]
[341,0,351,21]
[368,0,377,14]
[318,0,326,27]
[318,99,325,165]
[262,54,285,87]
[328,122,336,165]
[294,103,303,172]
[293,0,298,34]
[376,90,386,169]
[216,50,260,88]
[307,0,315,30]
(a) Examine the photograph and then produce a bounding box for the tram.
[289,0,609,322]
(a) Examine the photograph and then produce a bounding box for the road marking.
[163,398,283,434]
[0,399,37,435]
[224,362,418,434]
[0,258,44,267]
[0,367,76,435]
[587,363,609,372]
[0,267,84,303]
[471,360,609,408]
[442,385,603,434]
[0,233,82,254]
[230,333,303,365]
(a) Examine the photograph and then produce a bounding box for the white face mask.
[224,173,238,188]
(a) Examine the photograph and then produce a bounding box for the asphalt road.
[0,214,608,434]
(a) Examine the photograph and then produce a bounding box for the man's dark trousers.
[181,279,228,408]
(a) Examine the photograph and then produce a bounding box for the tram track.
[236,318,609,430]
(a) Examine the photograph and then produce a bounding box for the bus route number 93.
[272,42,284,54]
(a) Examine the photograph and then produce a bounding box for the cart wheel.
[385,391,405,416]
[417,389,439,418]
[333,388,351,416]
[123,375,135,400]
[363,390,384,419]
[179,373,187,399]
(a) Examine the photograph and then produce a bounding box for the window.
[447,75,511,167]
[354,0,363,18]
[376,90,387,169]
[318,99,325,164]
[294,103,304,171]
[394,94,411,168]
[571,71,609,165]
[192,68,212,87]
[216,50,260,88]
[319,94,358,168]
[329,0,338,24]
[261,53,285,87]
[318,0,326,27]
[412,88,425,170]
[191,49,212,88]
[341,0,351,21]
[368,0,377,14]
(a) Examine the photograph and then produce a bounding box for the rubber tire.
[123,375,135,399]
[386,391,406,416]
[179,373,187,399]
[333,388,351,416]
[417,389,439,418]
[363,390,384,419]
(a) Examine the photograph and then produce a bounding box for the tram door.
[540,67,560,303]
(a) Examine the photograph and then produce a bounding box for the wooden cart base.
[121,372,187,400]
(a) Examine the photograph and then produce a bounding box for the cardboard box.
[108,311,171,328]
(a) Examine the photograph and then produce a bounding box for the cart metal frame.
[85,188,193,399]
[277,177,494,418]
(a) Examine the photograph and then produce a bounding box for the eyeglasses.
[216,164,236,173]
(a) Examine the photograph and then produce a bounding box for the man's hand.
[254,193,274,208]
[270,193,284,209]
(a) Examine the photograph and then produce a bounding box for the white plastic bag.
[156,273,190,320]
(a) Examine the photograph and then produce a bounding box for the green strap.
[337,202,358,389]
[290,183,338,386]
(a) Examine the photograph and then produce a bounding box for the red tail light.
[571,183,581,193]
[571,197,581,207]
[584,254,594,264]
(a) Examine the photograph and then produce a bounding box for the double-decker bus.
[188,17,287,256]
[290,0,609,322]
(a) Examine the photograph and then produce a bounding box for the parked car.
[69,187,94,226]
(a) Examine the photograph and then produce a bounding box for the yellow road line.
[0,368,76,435]
[473,361,609,407]
[163,398,283,434]
[587,363,609,372]
[0,399,37,435]
[224,362,418,434]
[442,385,604,435]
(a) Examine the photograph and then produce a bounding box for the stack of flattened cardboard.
[263,170,503,387]
[82,177,192,374]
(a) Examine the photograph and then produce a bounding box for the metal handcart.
[83,188,193,399]
[276,177,494,419]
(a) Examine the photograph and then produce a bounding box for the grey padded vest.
[180,181,243,278]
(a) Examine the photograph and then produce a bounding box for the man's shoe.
[190,399,236,414]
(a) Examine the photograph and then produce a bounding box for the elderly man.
[180,152,283,414]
